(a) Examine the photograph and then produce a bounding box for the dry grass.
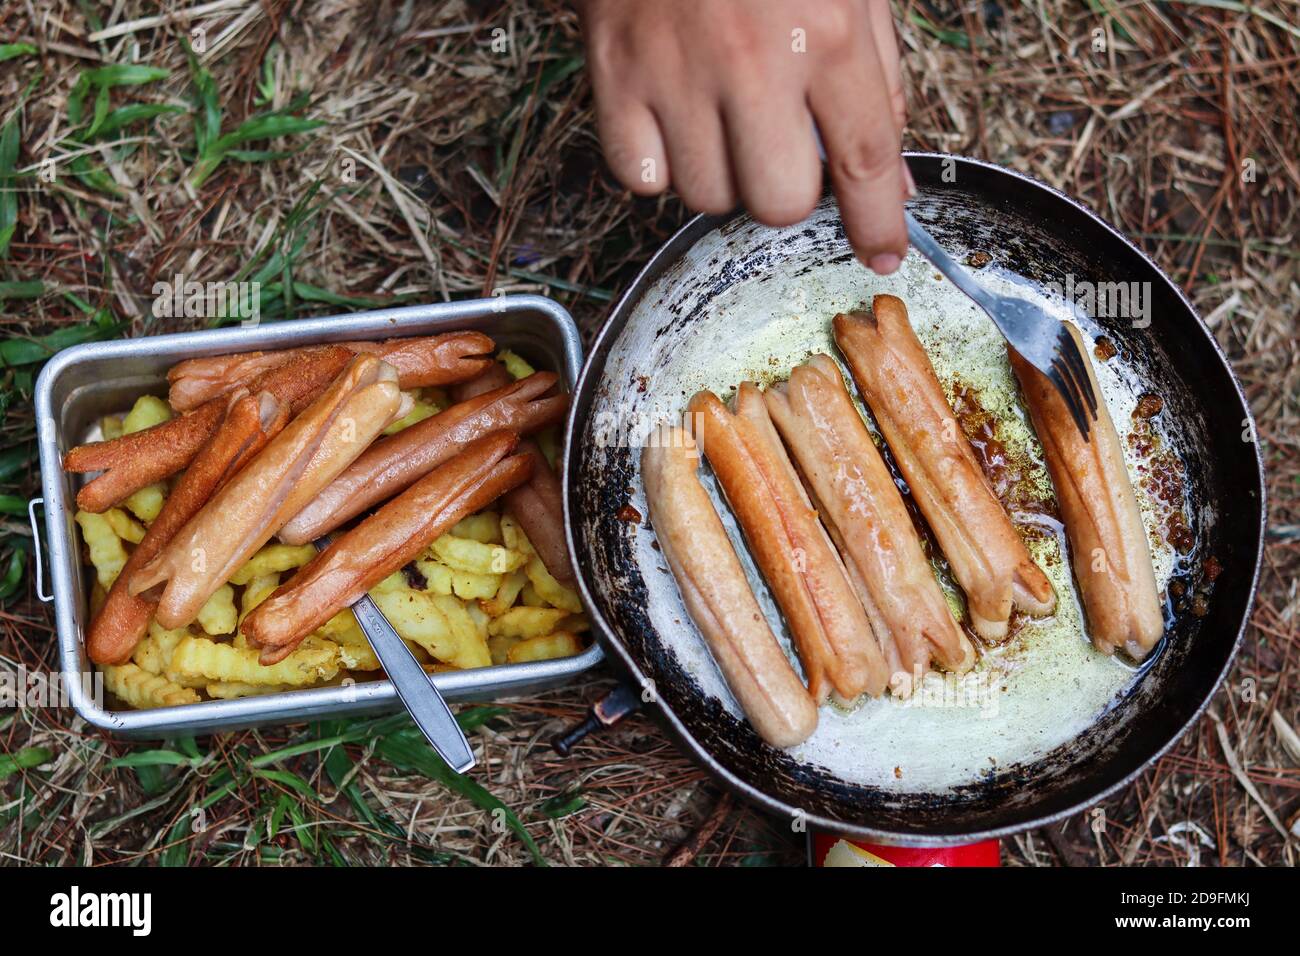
[1,0,1296,866]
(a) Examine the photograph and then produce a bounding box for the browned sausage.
[243,431,532,663]
[834,296,1055,642]
[689,386,889,703]
[1009,324,1163,659]
[129,355,404,628]
[502,441,577,590]
[276,372,566,544]
[86,390,289,664]
[764,356,974,694]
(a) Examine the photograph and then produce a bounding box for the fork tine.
[1054,349,1092,426]
[1058,326,1099,418]
[1049,358,1091,439]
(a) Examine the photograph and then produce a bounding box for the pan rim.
[563,151,1267,845]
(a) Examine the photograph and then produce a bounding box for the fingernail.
[870,253,901,275]
[901,161,917,199]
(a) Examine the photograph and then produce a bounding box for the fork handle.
[904,210,995,312]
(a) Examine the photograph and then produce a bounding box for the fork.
[904,210,1098,438]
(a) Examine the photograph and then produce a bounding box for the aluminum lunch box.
[31,295,602,738]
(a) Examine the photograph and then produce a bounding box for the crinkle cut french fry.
[451,567,501,600]
[451,511,502,544]
[123,395,173,434]
[75,510,129,589]
[318,609,381,671]
[383,393,438,435]
[103,507,146,544]
[169,634,339,686]
[427,534,526,575]
[229,544,317,585]
[196,584,237,635]
[132,621,195,682]
[499,513,529,554]
[465,601,489,639]
[497,349,536,380]
[123,483,166,523]
[479,569,527,617]
[488,606,569,639]
[239,572,281,623]
[488,633,519,665]
[524,554,582,613]
[506,631,582,664]
[102,663,200,709]
[414,559,454,596]
[368,574,491,669]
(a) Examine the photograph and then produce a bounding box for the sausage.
[66,401,226,513]
[688,386,889,703]
[449,361,513,403]
[764,356,975,695]
[642,426,818,747]
[502,440,577,590]
[65,334,486,512]
[86,390,289,664]
[242,431,532,663]
[834,297,1055,643]
[128,355,404,628]
[276,371,567,545]
[166,332,495,411]
[1009,324,1163,659]
[64,345,356,512]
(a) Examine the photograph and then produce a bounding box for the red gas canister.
[811,832,1001,867]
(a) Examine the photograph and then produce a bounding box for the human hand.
[578,0,911,274]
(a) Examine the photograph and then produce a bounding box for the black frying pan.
[562,153,1265,844]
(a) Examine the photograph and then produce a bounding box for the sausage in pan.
[834,296,1055,642]
[643,425,818,747]
[689,386,889,703]
[764,356,974,694]
[1009,324,1163,659]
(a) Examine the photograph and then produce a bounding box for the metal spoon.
[314,535,475,773]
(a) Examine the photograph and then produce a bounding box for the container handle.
[27,497,53,603]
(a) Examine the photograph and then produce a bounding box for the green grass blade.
[106,749,199,769]
[0,43,37,62]
[0,280,44,300]
[0,549,27,602]
[92,103,185,138]
[0,745,52,781]
[83,64,170,87]
[0,444,35,483]
[1,316,126,366]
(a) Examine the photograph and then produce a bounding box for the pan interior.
[572,162,1253,837]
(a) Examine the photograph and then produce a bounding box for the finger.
[722,92,822,226]
[656,101,737,215]
[592,93,671,197]
[867,0,906,135]
[809,46,907,272]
